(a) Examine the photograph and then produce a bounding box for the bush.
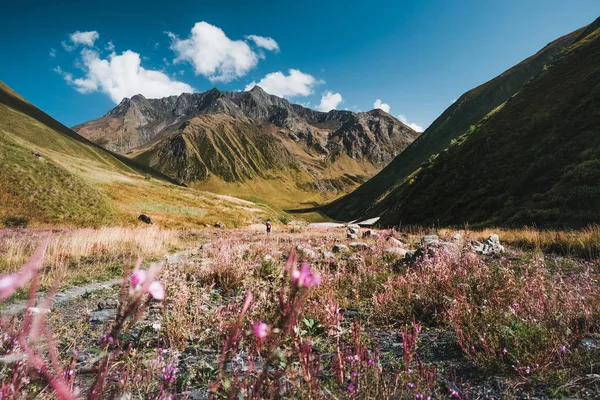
[3,216,29,228]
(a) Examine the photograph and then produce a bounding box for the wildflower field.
[1,225,600,398]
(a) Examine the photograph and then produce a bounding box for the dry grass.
[439,225,600,259]
[0,227,187,292]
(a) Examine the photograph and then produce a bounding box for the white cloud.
[398,114,424,132]
[245,69,319,98]
[61,41,75,52]
[106,41,115,51]
[169,22,264,83]
[373,99,390,113]
[49,48,56,58]
[245,35,279,52]
[62,48,193,103]
[70,30,100,47]
[316,91,343,112]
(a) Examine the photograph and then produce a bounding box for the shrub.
[3,216,29,228]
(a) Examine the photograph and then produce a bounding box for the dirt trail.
[0,248,199,316]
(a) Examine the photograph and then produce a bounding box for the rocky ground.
[2,225,599,399]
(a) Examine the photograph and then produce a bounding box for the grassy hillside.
[0,81,278,228]
[133,115,385,208]
[322,23,588,221]
[372,24,600,228]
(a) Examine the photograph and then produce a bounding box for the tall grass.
[0,227,180,291]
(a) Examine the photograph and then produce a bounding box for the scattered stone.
[332,244,349,253]
[31,151,44,160]
[349,242,370,251]
[348,227,359,235]
[472,234,505,255]
[322,251,336,259]
[138,214,153,224]
[205,224,211,228]
[214,222,226,229]
[384,247,408,258]
[347,233,358,240]
[580,338,599,353]
[386,237,404,247]
[362,229,378,238]
[422,234,440,246]
[97,298,118,310]
[343,310,358,319]
[89,309,116,324]
[451,233,463,242]
[296,246,318,260]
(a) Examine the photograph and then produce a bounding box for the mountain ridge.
[329,18,600,228]
[74,87,420,207]
[322,21,591,222]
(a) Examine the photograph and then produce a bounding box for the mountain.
[331,18,600,228]
[0,81,277,228]
[322,22,590,222]
[74,87,419,207]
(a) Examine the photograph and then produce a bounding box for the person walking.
[266,219,272,235]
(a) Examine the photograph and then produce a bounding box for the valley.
[1,5,599,400]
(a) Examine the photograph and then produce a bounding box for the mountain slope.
[0,81,278,228]
[363,21,600,228]
[322,23,588,221]
[74,87,419,207]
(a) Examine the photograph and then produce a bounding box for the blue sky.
[1,1,599,129]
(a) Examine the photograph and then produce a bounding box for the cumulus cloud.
[61,48,193,103]
[70,30,100,47]
[106,41,115,51]
[245,35,279,52]
[316,91,343,112]
[398,114,424,132]
[169,22,265,83]
[373,99,390,113]
[61,41,75,52]
[244,69,320,98]
[49,48,56,58]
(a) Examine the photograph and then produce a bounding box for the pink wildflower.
[131,269,147,287]
[502,348,508,355]
[148,281,165,300]
[558,345,567,354]
[291,262,321,288]
[253,322,268,339]
[348,383,355,392]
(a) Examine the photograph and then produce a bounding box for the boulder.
[422,234,440,246]
[138,214,153,224]
[332,244,349,253]
[472,234,505,255]
[362,229,377,239]
[89,309,116,324]
[347,233,358,240]
[451,233,463,243]
[349,242,370,251]
[348,227,359,235]
[384,247,408,257]
[214,222,226,229]
[386,237,404,247]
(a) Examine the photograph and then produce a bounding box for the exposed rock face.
[74,87,419,192]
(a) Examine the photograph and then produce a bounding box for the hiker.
[266,219,272,234]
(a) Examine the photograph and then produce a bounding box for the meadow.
[1,225,599,398]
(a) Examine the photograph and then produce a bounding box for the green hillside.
[0,81,276,228]
[370,22,600,228]
[322,22,588,221]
